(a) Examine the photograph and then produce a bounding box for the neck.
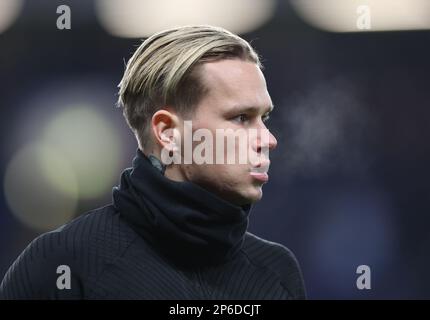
[112,149,252,267]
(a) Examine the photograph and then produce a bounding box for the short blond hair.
[117,25,262,149]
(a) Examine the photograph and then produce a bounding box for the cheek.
[209,164,250,191]
[191,163,246,186]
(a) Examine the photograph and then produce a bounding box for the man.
[0,25,306,299]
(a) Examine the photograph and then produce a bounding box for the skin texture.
[147,59,277,206]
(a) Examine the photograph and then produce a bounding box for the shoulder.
[241,232,307,299]
[242,232,299,268]
[0,204,137,299]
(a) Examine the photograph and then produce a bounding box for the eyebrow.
[230,104,274,114]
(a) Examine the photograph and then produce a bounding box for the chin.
[240,187,263,204]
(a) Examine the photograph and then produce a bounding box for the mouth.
[250,160,270,183]
[250,172,269,183]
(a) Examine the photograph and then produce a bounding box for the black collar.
[112,149,251,268]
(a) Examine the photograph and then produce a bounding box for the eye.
[233,114,249,123]
[262,114,270,123]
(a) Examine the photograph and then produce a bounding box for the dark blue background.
[1,0,429,299]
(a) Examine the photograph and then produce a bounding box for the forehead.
[199,59,272,111]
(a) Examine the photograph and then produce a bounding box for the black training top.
[0,150,306,299]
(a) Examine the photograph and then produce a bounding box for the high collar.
[112,149,251,268]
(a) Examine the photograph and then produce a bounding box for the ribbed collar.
[112,149,251,268]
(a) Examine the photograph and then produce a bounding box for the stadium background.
[0,0,429,299]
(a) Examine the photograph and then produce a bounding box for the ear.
[151,109,180,152]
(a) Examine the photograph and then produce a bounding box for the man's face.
[176,59,277,206]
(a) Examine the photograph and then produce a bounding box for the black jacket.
[0,150,306,299]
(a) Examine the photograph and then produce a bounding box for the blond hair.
[117,25,262,149]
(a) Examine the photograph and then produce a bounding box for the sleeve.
[0,232,84,300]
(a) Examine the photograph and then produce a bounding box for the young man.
[0,25,306,299]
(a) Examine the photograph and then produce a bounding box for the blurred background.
[0,0,429,299]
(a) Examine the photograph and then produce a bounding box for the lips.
[250,172,269,183]
[250,160,270,183]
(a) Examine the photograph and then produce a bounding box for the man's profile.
[0,25,306,299]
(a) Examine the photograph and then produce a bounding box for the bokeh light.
[3,142,78,231]
[41,106,122,200]
[0,0,24,34]
[291,0,430,32]
[95,0,276,38]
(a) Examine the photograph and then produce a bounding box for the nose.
[256,128,277,154]
[268,130,277,151]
